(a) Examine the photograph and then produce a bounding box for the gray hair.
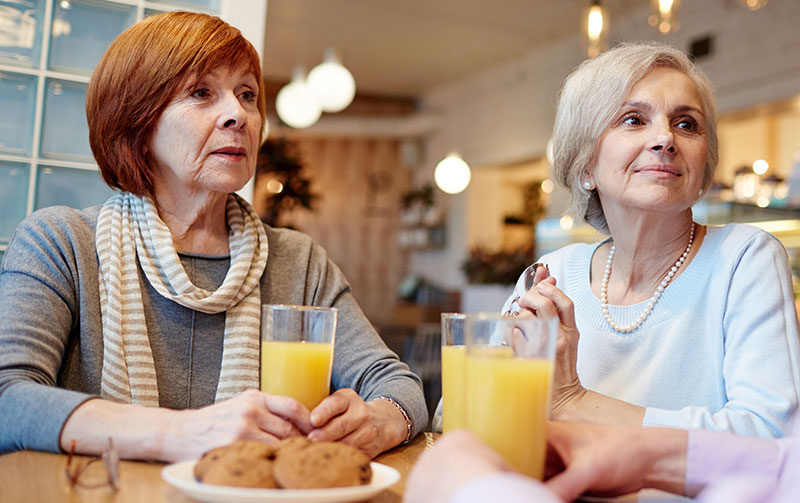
[552,42,719,234]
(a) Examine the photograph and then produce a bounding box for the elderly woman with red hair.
[0,11,425,461]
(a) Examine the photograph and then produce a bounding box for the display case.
[535,199,800,296]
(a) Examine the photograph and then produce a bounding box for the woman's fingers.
[261,394,314,434]
[545,462,599,503]
[252,408,307,439]
[519,277,560,320]
[309,389,353,428]
[539,282,576,327]
[337,421,381,458]
[308,389,364,442]
[525,280,577,330]
[533,263,551,285]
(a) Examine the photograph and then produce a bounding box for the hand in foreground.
[166,389,314,460]
[405,430,511,503]
[307,388,408,458]
[544,421,688,502]
[517,276,586,419]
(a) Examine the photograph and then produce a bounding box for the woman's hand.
[165,389,314,459]
[544,422,688,502]
[60,390,314,462]
[307,388,407,458]
[517,276,587,420]
[405,430,511,503]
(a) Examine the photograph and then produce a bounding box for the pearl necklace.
[601,223,695,333]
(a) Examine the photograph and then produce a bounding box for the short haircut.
[552,42,718,234]
[86,11,266,197]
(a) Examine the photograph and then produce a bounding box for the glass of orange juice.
[260,305,337,411]
[463,314,557,480]
[441,313,466,433]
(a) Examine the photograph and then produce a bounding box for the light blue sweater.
[504,223,800,437]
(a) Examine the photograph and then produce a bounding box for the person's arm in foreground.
[407,421,792,503]
[405,429,559,503]
[545,422,686,501]
[405,423,687,503]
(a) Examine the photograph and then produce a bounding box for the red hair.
[86,11,266,197]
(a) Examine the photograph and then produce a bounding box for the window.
[0,0,263,256]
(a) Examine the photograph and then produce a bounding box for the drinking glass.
[440,313,466,433]
[260,305,337,410]
[463,313,557,480]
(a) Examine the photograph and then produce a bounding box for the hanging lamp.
[306,48,356,113]
[583,0,608,58]
[434,153,471,195]
[275,67,322,129]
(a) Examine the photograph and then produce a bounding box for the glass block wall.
[0,0,225,258]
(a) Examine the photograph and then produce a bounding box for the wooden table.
[0,433,437,503]
[0,433,690,502]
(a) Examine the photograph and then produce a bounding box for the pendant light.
[583,0,608,58]
[306,48,356,113]
[275,67,322,129]
[434,153,471,195]
[740,0,768,10]
[648,0,680,34]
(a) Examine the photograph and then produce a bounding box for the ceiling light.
[307,48,356,113]
[583,1,608,58]
[753,159,769,175]
[741,0,768,11]
[648,0,680,34]
[275,67,321,129]
[434,153,471,195]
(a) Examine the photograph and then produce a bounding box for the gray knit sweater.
[0,205,427,454]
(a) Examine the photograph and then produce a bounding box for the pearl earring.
[583,181,593,190]
[698,189,704,197]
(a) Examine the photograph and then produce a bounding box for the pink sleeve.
[686,429,791,497]
[451,472,563,503]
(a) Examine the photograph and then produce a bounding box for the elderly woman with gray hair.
[503,42,800,438]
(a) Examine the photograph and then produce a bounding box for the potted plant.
[255,138,319,227]
[461,246,536,313]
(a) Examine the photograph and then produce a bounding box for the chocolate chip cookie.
[273,441,372,489]
[194,440,278,488]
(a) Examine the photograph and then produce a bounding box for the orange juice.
[441,345,466,432]
[260,341,333,410]
[464,350,552,480]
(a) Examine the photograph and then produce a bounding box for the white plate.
[162,459,400,503]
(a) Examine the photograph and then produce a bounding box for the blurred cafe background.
[2,0,800,417]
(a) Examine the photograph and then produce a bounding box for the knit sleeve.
[0,209,96,453]
[644,229,800,437]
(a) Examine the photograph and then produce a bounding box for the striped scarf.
[96,192,268,406]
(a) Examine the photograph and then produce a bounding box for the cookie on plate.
[274,436,311,453]
[273,441,372,489]
[193,440,278,488]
